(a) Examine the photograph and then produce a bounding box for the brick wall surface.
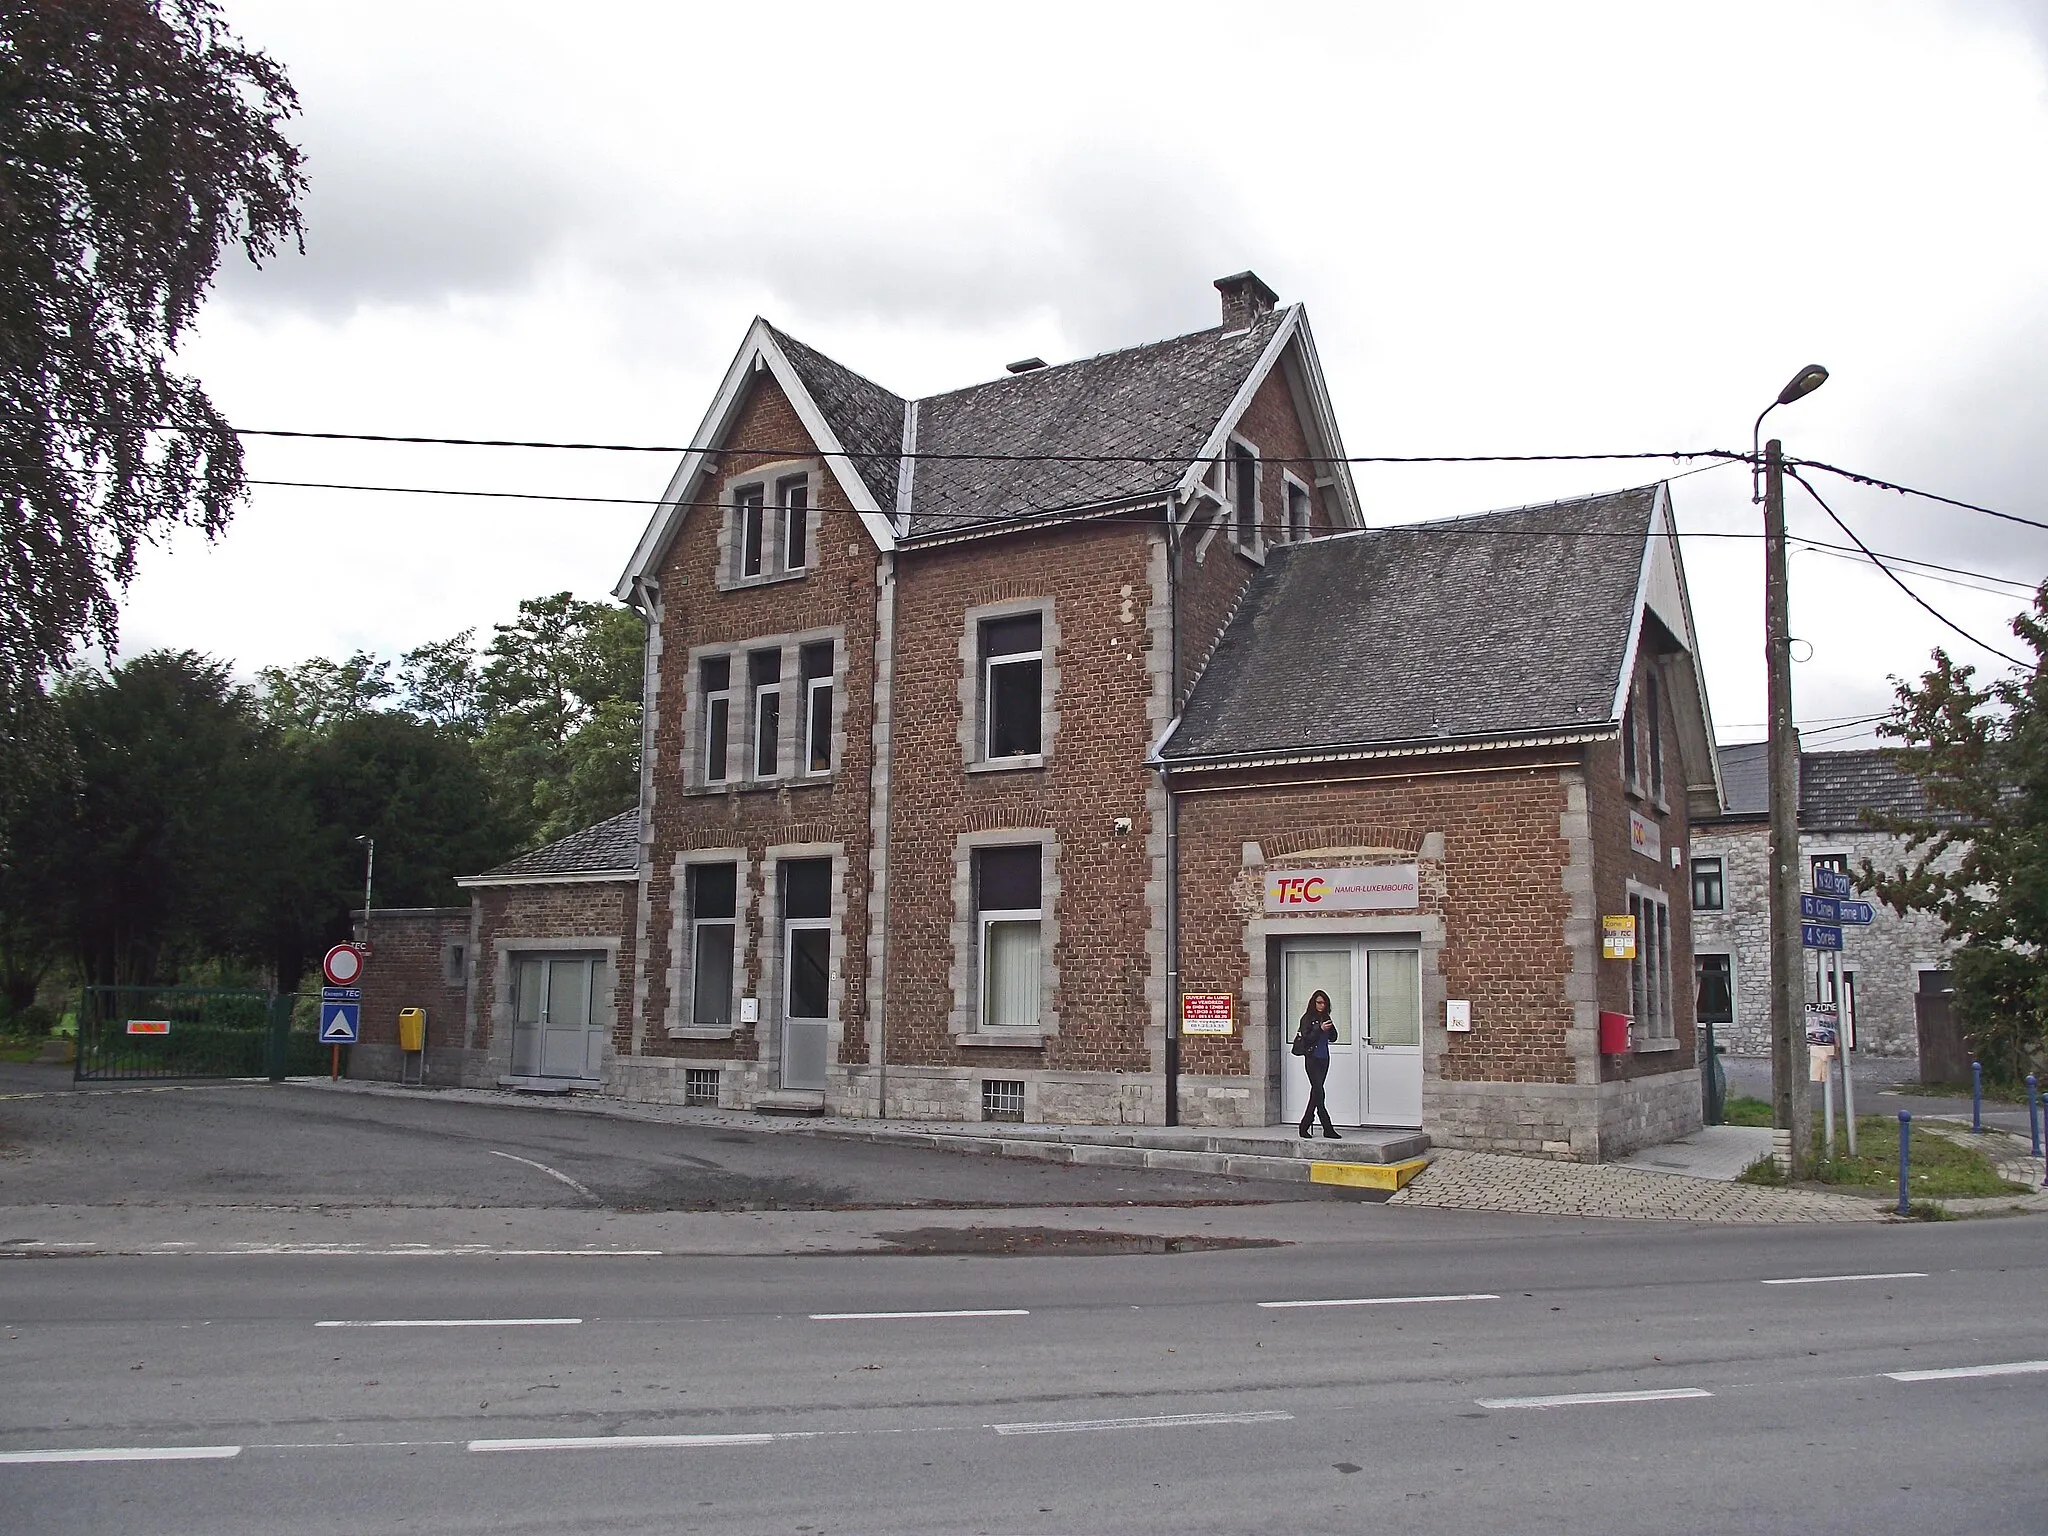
[353,908,469,1085]
[473,880,635,1084]
[633,372,880,1092]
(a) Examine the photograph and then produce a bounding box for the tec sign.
[1264,863,1420,914]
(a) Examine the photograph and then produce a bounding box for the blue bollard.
[1972,1060,1983,1133]
[1897,1112,1912,1216]
[2030,1075,2041,1160]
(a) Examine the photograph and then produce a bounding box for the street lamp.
[355,835,375,951]
[1755,364,1827,1177]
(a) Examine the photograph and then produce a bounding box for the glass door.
[1362,948,1422,1127]
[782,920,831,1090]
[1280,946,1362,1127]
[511,955,602,1080]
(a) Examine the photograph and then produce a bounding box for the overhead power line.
[1793,457,2048,534]
[1788,470,2028,668]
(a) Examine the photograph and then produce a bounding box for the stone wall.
[352,908,471,1086]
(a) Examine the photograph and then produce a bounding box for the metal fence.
[74,986,296,1082]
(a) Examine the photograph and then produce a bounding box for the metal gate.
[74,986,295,1083]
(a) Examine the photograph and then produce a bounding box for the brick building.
[361,272,1723,1160]
[1689,744,1954,1060]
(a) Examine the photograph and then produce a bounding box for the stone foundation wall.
[1429,1069,1701,1162]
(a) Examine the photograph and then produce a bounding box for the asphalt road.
[3,1220,2044,1534]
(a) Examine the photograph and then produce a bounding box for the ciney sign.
[1265,863,1420,913]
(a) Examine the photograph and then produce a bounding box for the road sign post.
[319,998,360,1082]
[1800,922,1843,951]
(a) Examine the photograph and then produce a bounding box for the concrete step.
[912,1124,1431,1165]
[753,1090,827,1117]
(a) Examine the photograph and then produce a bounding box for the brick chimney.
[1215,270,1278,329]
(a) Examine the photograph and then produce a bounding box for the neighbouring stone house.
[1688,743,1954,1059]
[358,271,1725,1160]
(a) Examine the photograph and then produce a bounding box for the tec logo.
[1269,875,1330,906]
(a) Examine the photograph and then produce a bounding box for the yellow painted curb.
[1309,1158,1429,1191]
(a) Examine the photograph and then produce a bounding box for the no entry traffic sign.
[322,944,365,987]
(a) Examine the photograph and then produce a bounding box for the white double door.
[511,953,604,1081]
[1280,941,1423,1128]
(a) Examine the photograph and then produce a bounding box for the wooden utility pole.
[1763,437,1813,1176]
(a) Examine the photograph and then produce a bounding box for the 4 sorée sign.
[1264,863,1420,914]
[322,944,366,987]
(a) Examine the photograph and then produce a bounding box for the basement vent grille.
[684,1068,721,1107]
[981,1078,1025,1122]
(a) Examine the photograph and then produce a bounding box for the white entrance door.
[511,954,603,1081]
[1280,941,1422,1129]
[781,919,831,1091]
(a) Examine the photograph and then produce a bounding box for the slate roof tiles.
[476,808,640,881]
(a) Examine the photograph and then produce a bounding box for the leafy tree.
[255,650,396,737]
[0,0,305,700]
[397,629,483,733]
[478,594,643,845]
[1862,585,2048,1080]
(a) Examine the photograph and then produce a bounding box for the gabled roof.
[1801,749,1932,831]
[1713,740,1773,817]
[616,291,1359,596]
[458,809,640,887]
[904,308,1295,537]
[1162,486,1712,778]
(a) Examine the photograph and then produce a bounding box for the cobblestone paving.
[1390,1148,1887,1222]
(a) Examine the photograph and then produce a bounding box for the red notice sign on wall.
[1181,993,1235,1036]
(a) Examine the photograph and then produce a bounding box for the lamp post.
[1755,364,1827,1177]
[355,835,375,950]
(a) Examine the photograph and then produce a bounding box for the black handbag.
[1290,1029,1312,1057]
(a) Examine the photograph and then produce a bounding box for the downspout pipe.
[1162,501,1183,1127]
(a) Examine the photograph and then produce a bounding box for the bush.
[3,1003,57,1037]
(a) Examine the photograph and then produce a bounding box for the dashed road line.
[1761,1272,1928,1286]
[1258,1293,1500,1310]
[809,1308,1029,1321]
[315,1317,583,1329]
[0,1445,241,1464]
[1476,1387,1713,1410]
[991,1410,1293,1435]
[1886,1359,2048,1383]
[469,1433,781,1452]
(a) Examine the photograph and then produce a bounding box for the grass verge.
[1734,1115,2024,1199]
[1723,1094,1774,1128]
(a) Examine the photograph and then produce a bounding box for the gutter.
[1159,726,1619,777]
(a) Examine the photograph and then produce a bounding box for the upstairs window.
[688,863,737,1029]
[735,486,766,579]
[749,649,782,780]
[1622,687,1640,790]
[779,475,810,573]
[701,656,731,784]
[800,641,833,775]
[1691,855,1724,911]
[1231,442,1258,548]
[982,614,1042,760]
[1647,673,1665,800]
[1286,479,1311,542]
[976,845,1043,1030]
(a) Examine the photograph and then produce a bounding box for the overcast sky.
[119,0,2048,749]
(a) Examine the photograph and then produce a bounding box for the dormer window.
[723,465,816,589]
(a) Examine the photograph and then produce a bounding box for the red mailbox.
[1598,1010,1630,1054]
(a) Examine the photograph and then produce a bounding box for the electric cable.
[1792,457,2048,534]
[1788,469,2028,668]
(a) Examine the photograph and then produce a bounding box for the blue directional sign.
[1800,893,1840,923]
[1800,922,1844,951]
[1837,900,1876,926]
[1813,867,1853,898]
[319,1001,361,1044]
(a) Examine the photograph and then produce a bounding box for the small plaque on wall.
[1445,1000,1472,1033]
[739,997,759,1024]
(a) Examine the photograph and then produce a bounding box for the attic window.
[1230,442,1259,550]
[1647,673,1664,801]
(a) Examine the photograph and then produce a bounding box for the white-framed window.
[1622,684,1640,791]
[1229,439,1259,550]
[981,613,1042,760]
[735,485,766,580]
[975,844,1042,1030]
[701,655,731,784]
[688,863,737,1029]
[749,649,782,780]
[800,641,833,775]
[778,475,810,573]
[1284,475,1312,542]
[1646,672,1664,801]
[1691,854,1724,911]
[1629,888,1676,1045]
[1695,952,1733,1026]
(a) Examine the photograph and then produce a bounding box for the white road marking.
[992,1411,1294,1435]
[1886,1359,2048,1383]
[315,1317,582,1329]
[469,1433,780,1452]
[1258,1293,1500,1310]
[809,1308,1029,1321]
[1477,1388,1714,1410]
[1761,1272,1929,1286]
[487,1149,598,1200]
[0,1445,241,1464]
[199,1245,658,1257]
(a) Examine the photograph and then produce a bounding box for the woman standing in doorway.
[1295,990,1340,1139]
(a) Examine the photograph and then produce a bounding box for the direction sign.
[322,944,365,987]
[1813,867,1853,898]
[318,1001,361,1044]
[1837,899,1876,926]
[1800,893,1840,923]
[1801,922,1844,951]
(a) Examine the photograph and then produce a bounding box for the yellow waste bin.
[397,1007,426,1053]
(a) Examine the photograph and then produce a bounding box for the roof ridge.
[912,307,1290,408]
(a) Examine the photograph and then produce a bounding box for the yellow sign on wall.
[1602,915,1638,960]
